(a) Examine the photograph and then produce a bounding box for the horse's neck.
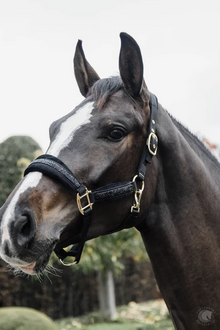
[140,107,220,329]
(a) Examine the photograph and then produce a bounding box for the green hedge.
[0,307,57,330]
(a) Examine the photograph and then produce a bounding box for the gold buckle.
[77,189,93,215]
[147,132,158,156]
[131,175,145,213]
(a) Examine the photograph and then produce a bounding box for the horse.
[0,32,220,329]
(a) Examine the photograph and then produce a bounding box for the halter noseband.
[24,93,159,265]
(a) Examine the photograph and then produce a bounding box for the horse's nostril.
[20,216,31,236]
[15,214,36,248]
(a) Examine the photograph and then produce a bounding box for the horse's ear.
[119,33,146,100]
[74,40,100,97]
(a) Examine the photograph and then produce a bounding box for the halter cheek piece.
[24,93,158,265]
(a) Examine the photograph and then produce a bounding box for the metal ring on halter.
[131,175,145,213]
[59,258,77,266]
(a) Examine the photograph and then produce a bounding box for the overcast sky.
[0,0,220,151]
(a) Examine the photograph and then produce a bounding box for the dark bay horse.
[0,33,220,329]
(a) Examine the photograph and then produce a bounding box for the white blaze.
[0,101,94,258]
[1,172,42,247]
[47,101,94,156]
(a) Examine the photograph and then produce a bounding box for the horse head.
[0,33,157,274]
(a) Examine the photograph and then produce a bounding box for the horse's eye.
[109,128,125,141]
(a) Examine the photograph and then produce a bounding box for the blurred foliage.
[0,136,42,206]
[55,299,173,330]
[0,307,57,330]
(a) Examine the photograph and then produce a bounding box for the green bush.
[0,307,57,330]
[0,135,42,206]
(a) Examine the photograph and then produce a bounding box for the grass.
[55,299,174,330]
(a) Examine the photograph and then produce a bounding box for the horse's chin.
[17,254,51,275]
[17,261,37,275]
[11,243,56,275]
[33,251,52,274]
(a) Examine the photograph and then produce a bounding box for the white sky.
[0,0,220,151]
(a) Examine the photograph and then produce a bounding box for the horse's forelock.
[90,76,123,108]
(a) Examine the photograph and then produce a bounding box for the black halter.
[24,93,159,265]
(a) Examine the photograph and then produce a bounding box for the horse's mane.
[169,113,220,169]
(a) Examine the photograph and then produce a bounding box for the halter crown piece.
[24,93,159,266]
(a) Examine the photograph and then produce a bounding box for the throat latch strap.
[137,93,158,180]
